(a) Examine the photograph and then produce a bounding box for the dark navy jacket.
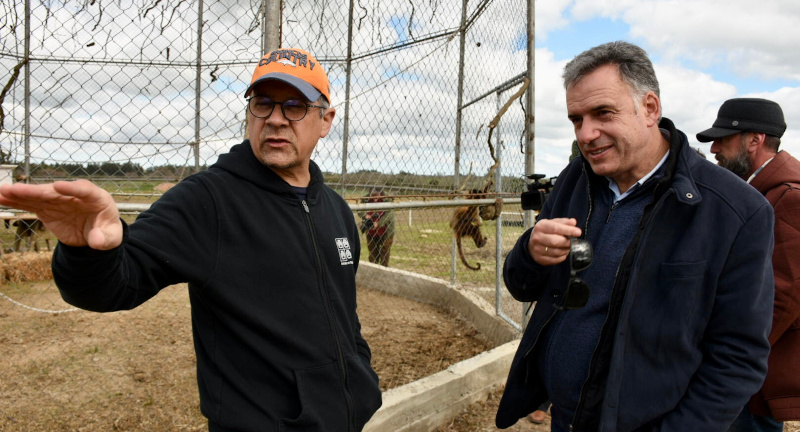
[496,119,775,431]
[53,142,382,432]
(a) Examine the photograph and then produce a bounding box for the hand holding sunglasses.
[531,218,582,265]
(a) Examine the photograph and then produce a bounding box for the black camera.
[521,174,557,211]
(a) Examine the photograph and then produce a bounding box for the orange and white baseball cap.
[244,48,331,103]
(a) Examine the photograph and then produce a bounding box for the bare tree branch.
[0,58,27,161]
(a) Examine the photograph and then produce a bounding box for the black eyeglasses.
[247,96,325,121]
[562,238,593,310]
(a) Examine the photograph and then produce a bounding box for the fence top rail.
[3,198,524,214]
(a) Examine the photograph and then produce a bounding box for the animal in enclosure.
[9,218,50,253]
[450,189,488,271]
[359,189,396,267]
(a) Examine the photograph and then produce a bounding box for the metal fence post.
[451,0,469,285]
[263,0,282,53]
[23,0,31,179]
[340,0,355,195]
[495,91,504,316]
[524,0,535,229]
[522,0,536,330]
[193,0,204,173]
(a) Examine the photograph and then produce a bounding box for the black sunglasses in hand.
[562,238,593,310]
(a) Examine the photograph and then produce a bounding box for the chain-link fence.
[1,0,532,429]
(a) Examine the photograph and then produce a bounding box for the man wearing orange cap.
[0,48,382,431]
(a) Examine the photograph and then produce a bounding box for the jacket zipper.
[582,162,594,240]
[605,201,619,224]
[302,199,357,432]
[568,184,671,431]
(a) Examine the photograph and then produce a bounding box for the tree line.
[24,162,206,179]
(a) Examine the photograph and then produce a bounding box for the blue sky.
[534,0,800,177]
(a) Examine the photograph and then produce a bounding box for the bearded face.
[714,134,752,179]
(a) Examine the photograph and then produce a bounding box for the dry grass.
[0,252,52,284]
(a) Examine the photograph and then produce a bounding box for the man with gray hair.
[497,41,775,431]
[698,98,800,431]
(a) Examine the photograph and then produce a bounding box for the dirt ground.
[0,281,497,431]
[435,387,550,432]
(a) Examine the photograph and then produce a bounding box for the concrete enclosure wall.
[358,263,520,431]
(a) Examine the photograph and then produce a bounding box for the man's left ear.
[747,132,766,152]
[319,106,336,138]
[643,91,661,126]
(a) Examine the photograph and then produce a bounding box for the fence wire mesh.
[1,0,532,429]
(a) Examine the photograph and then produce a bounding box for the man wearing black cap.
[0,48,382,431]
[698,98,800,431]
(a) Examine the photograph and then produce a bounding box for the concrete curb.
[364,340,518,432]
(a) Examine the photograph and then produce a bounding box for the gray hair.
[562,41,660,103]
[316,96,330,118]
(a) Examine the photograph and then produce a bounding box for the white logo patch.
[277,59,296,67]
[336,237,354,266]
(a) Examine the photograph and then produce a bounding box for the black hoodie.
[53,141,382,432]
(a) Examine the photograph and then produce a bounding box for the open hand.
[0,179,123,250]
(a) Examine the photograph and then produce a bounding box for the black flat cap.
[696,98,786,142]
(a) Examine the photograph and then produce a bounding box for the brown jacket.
[748,150,800,421]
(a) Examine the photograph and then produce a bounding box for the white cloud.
[533,48,573,176]
[567,0,800,82]
[568,0,636,21]
[534,0,573,41]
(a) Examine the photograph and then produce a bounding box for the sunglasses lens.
[565,278,590,309]
[570,239,593,271]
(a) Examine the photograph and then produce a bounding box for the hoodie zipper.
[301,199,357,432]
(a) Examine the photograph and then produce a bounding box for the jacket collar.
[659,117,702,206]
[210,140,324,201]
[749,150,800,194]
[580,117,702,206]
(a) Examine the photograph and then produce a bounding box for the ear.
[319,106,336,138]
[747,132,766,153]
[641,91,661,127]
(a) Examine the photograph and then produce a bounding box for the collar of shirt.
[746,151,779,184]
[608,150,670,203]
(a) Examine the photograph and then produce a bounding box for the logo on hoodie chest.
[335,237,354,266]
